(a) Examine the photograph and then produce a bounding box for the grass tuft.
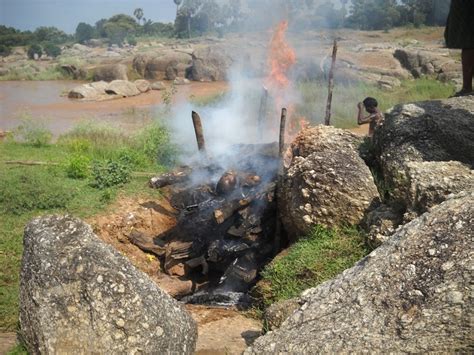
[259,225,370,306]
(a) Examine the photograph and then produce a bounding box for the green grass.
[296,78,455,128]
[0,119,173,332]
[258,225,370,306]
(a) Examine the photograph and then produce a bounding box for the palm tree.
[134,8,144,25]
[174,0,183,20]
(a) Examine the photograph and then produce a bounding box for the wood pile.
[133,143,280,296]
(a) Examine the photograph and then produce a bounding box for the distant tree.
[348,0,401,30]
[133,8,144,24]
[44,43,61,57]
[75,22,94,43]
[173,0,183,20]
[95,19,108,38]
[27,44,42,59]
[103,14,138,45]
[33,26,69,44]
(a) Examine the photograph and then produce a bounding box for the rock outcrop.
[279,125,379,240]
[141,52,192,80]
[189,46,232,82]
[373,96,474,217]
[19,215,197,354]
[93,64,128,82]
[105,80,141,97]
[393,48,461,83]
[134,79,151,93]
[68,81,109,100]
[247,192,474,354]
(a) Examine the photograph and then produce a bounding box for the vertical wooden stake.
[191,111,206,152]
[274,107,288,256]
[279,107,287,158]
[324,40,338,126]
[257,87,268,141]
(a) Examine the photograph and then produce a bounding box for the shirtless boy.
[357,97,384,137]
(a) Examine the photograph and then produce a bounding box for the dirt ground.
[0,332,16,355]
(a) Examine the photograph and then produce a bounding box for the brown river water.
[0,80,228,136]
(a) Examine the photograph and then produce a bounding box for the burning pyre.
[133,22,302,306]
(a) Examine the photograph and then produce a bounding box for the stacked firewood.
[132,143,280,296]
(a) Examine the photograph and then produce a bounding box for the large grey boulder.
[247,192,474,354]
[93,64,128,82]
[134,79,151,93]
[279,125,379,240]
[19,215,197,354]
[68,81,108,100]
[373,96,474,217]
[105,80,141,97]
[142,52,192,80]
[189,46,233,82]
[393,48,461,82]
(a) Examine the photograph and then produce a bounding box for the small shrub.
[43,43,61,57]
[65,154,90,179]
[27,44,42,59]
[117,148,149,169]
[133,120,177,166]
[63,137,92,153]
[90,157,132,189]
[127,36,137,46]
[0,44,12,57]
[14,118,52,147]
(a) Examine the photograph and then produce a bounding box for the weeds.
[13,117,52,147]
[259,225,370,306]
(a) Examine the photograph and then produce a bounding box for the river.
[0,80,228,136]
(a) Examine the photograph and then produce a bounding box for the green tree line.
[0,0,451,57]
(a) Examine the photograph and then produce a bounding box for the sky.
[0,0,177,34]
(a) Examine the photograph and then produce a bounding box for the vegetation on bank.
[297,78,455,128]
[257,225,371,306]
[0,118,175,332]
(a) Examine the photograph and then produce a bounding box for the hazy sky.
[0,0,177,34]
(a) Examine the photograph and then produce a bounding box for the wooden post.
[191,111,206,152]
[274,107,287,255]
[279,108,287,158]
[257,87,268,141]
[324,40,338,126]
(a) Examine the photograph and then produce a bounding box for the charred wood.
[149,166,191,189]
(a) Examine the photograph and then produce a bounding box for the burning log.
[216,170,238,196]
[324,40,338,126]
[214,198,250,224]
[149,166,191,189]
[128,230,166,257]
[257,87,269,140]
[192,111,206,152]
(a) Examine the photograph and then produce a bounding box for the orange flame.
[265,21,296,91]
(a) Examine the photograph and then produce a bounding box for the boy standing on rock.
[357,97,384,138]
